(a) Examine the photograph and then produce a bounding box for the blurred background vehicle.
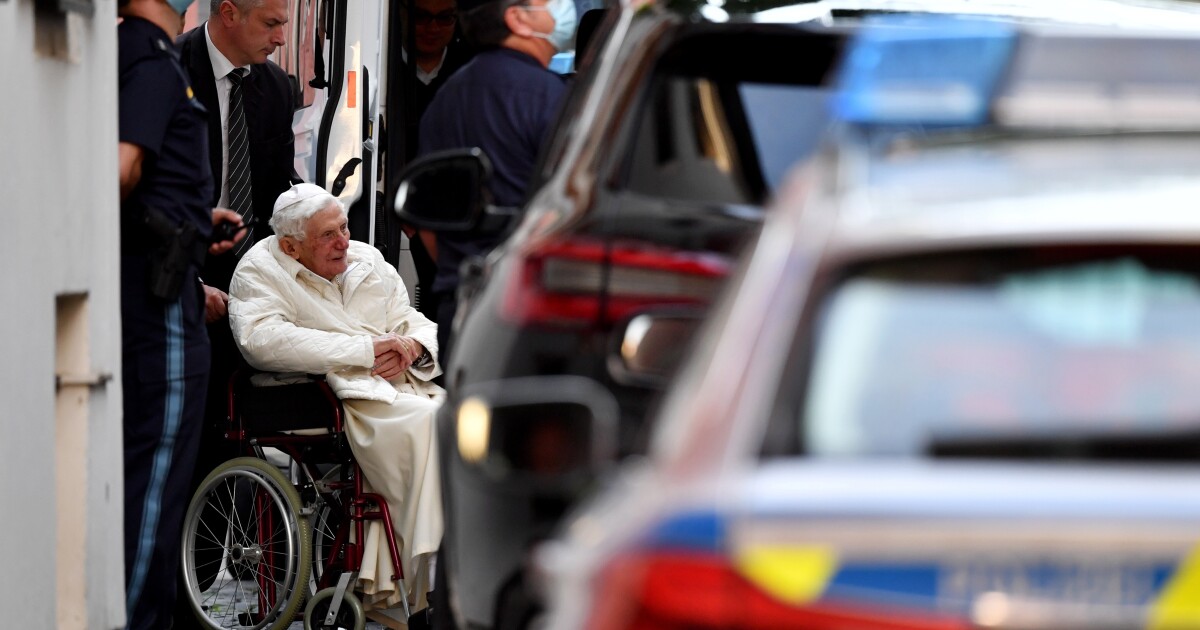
[396,1,1200,628]
[533,15,1200,630]
[397,2,847,628]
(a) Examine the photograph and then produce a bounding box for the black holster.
[143,208,208,301]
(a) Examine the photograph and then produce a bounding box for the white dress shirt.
[401,47,447,86]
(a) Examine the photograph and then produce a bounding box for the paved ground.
[286,615,390,629]
[285,614,388,624]
[194,573,392,629]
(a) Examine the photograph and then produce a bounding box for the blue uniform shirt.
[418,47,567,293]
[119,16,214,253]
[118,16,213,373]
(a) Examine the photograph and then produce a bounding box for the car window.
[741,84,830,193]
[624,78,830,204]
[616,28,841,205]
[798,249,1200,459]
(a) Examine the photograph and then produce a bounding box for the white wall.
[0,0,125,628]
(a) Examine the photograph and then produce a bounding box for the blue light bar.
[832,15,1018,126]
[642,510,726,552]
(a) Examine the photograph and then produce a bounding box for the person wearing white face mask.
[415,0,572,362]
[521,0,578,55]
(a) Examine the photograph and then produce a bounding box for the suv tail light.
[500,238,730,327]
[586,552,971,630]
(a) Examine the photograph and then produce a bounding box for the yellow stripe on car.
[734,545,838,604]
[1149,542,1200,629]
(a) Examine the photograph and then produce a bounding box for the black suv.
[396,2,848,628]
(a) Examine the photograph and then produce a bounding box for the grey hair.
[210,0,265,14]
[269,193,345,241]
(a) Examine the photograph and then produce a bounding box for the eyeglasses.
[414,10,457,27]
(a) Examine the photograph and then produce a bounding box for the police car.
[529,16,1200,630]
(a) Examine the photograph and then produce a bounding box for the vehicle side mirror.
[393,148,492,231]
[608,310,706,388]
[451,376,619,483]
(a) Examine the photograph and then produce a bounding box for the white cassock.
[229,237,445,612]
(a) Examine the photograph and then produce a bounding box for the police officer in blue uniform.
[117,0,243,626]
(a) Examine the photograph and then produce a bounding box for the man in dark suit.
[180,0,297,301]
[172,1,297,626]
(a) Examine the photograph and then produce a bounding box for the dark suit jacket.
[179,24,298,291]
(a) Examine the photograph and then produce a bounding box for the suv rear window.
[625,80,830,203]
[621,29,842,205]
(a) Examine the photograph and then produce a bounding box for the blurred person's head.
[413,0,458,62]
[120,0,191,36]
[459,0,521,49]
[208,0,289,66]
[271,184,351,281]
[459,0,571,67]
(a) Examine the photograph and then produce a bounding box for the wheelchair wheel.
[304,587,365,630]
[309,498,346,594]
[181,457,312,629]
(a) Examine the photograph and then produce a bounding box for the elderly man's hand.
[203,284,230,323]
[370,333,427,378]
[370,350,411,379]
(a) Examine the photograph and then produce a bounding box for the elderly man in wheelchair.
[178,183,444,630]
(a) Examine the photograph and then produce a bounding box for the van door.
[280,0,425,292]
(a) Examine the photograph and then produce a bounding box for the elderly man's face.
[283,205,351,280]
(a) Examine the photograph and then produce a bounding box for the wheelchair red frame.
[179,368,409,630]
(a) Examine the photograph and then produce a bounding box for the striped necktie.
[226,68,254,255]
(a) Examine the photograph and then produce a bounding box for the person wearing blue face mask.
[416,0,572,363]
[521,0,578,54]
[117,0,243,627]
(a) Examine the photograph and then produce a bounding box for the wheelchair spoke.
[191,553,224,578]
[231,573,251,611]
[253,563,291,602]
[255,522,290,551]
[193,514,228,551]
[227,479,252,547]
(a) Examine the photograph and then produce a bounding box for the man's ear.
[278,236,302,260]
[217,0,240,26]
[503,5,533,37]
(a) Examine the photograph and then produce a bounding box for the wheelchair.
[178,368,412,630]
